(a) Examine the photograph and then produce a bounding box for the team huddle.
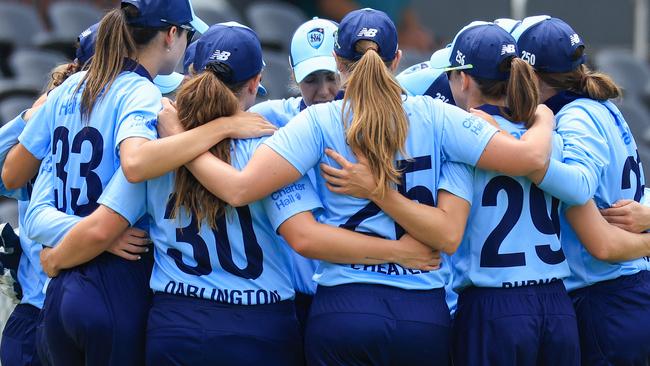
[0,0,648,365]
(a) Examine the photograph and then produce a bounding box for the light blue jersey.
[98,136,323,305]
[19,64,161,222]
[0,113,47,308]
[264,95,499,290]
[250,97,302,128]
[539,92,649,291]
[250,97,320,295]
[450,105,571,292]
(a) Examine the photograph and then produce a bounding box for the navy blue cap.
[183,40,197,74]
[194,22,266,95]
[334,8,398,62]
[76,23,99,65]
[121,0,208,33]
[438,21,518,81]
[511,16,585,73]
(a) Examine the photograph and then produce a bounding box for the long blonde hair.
[339,40,408,198]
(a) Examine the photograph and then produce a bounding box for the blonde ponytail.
[341,40,408,198]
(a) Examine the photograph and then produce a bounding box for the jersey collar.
[543,91,587,114]
[122,58,154,83]
[475,104,512,119]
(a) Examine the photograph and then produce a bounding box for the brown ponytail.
[339,40,408,198]
[471,57,539,127]
[536,48,620,101]
[170,65,245,229]
[76,6,137,121]
[506,58,539,126]
[76,4,176,121]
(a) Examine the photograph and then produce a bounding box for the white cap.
[290,17,338,83]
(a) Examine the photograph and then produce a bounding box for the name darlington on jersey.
[163,280,282,305]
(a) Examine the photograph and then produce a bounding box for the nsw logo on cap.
[357,28,378,37]
[210,50,231,61]
[307,28,325,49]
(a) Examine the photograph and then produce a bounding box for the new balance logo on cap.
[79,28,92,39]
[357,28,378,37]
[210,50,231,61]
[570,33,581,46]
[501,44,516,55]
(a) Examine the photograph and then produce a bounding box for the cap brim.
[190,17,209,34]
[430,46,451,69]
[293,56,338,84]
[154,72,184,94]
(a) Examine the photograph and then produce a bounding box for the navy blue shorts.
[570,270,650,366]
[452,280,580,366]
[1,303,41,366]
[294,291,313,334]
[36,253,152,366]
[305,283,450,366]
[146,293,303,366]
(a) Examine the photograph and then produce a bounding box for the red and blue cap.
[121,0,208,34]
[194,22,267,95]
[438,21,519,81]
[334,8,398,62]
[511,15,585,73]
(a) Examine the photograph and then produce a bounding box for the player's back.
[22,67,161,217]
[265,94,498,290]
[452,105,571,291]
[552,96,649,290]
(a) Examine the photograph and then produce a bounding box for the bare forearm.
[286,222,397,264]
[45,224,116,272]
[122,123,231,182]
[372,190,455,252]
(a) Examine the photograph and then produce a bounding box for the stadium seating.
[260,50,295,100]
[246,2,307,51]
[193,0,243,25]
[0,96,34,127]
[35,2,104,58]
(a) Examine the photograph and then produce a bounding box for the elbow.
[121,157,146,183]
[2,166,23,190]
[226,188,253,208]
[439,230,463,255]
[588,244,614,262]
[524,151,548,176]
[285,229,318,259]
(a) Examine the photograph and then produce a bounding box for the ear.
[333,51,346,74]
[247,73,262,95]
[389,49,403,72]
[165,26,180,48]
[460,71,471,92]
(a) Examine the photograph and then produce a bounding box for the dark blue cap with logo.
[183,40,197,74]
[334,8,398,62]
[76,23,99,65]
[511,15,585,73]
[194,22,266,94]
[438,21,519,81]
[121,0,208,33]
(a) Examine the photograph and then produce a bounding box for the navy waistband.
[13,303,40,317]
[316,283,444,298]
[460,279,567,298]
[153,292,295,312]
[570,270,650,295]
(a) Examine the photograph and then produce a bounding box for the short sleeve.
[0,113,28,199]
[97,168,147,226]
[439,103,499,165]
[438,161,474,205]
[115,83,162,151]
[263,108,324,176]
[18,95,55,160]
[262,175,323,231]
